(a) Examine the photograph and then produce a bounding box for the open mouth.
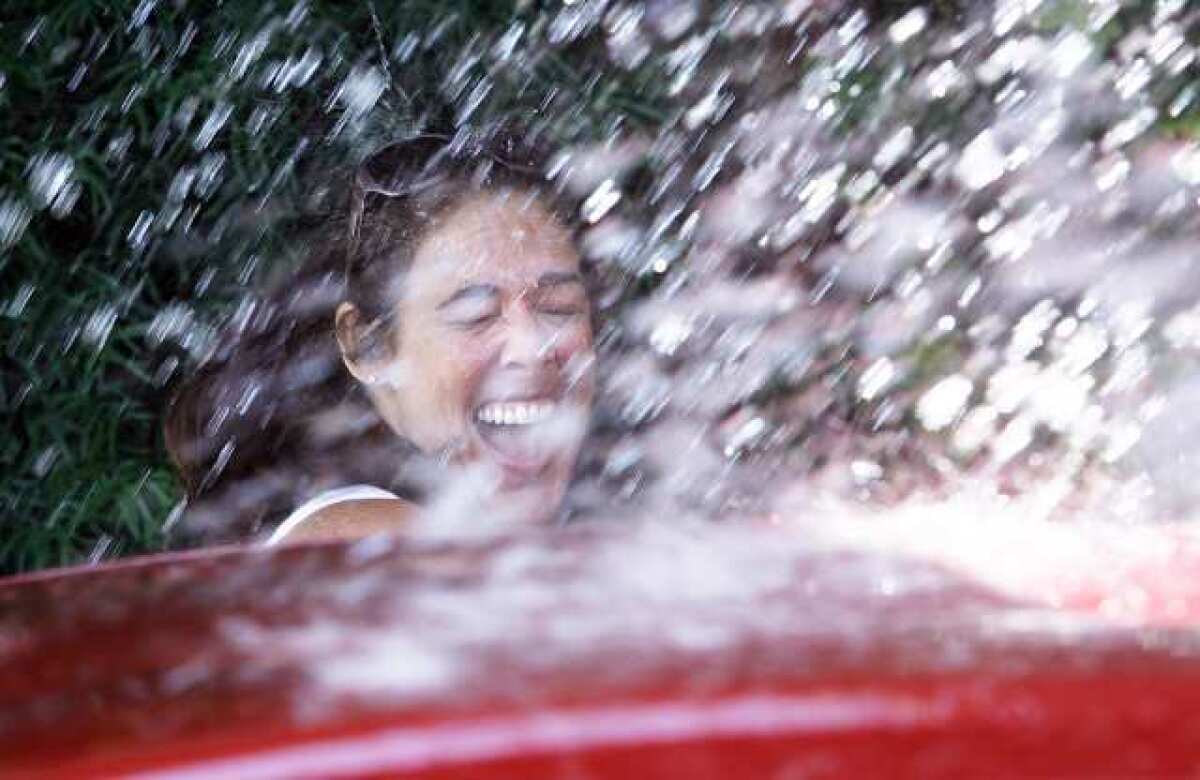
[472,398,561,484]
[475,400,556,427]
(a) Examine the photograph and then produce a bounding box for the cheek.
[554,319,594,358]
[395,325,492,438]
[555,321,596,400]
[425,333,491,409]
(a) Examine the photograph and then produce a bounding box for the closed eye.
[532,287,587,319]
[449,309,500,329]
[442,301,501,328]
[537,303,584,317]
[440,283,501,327]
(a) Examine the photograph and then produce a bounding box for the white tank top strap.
[265,484,399,546]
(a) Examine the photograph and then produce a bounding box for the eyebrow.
[438,283,499,309]
[536,271,585,288]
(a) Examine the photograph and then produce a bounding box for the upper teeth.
[476,401,555,426]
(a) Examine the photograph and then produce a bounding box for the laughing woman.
[165,130,596,545]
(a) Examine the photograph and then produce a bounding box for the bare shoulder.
[273,498,416,545]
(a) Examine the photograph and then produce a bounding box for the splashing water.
[5,0,1200,640]
[15,10,1200,769]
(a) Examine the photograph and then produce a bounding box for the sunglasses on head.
[348,130,546,252]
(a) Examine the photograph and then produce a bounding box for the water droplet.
[645,0,697,41]
[953,405,999,455]
[874,126,914,171]
[1169,144,1200,185]
[82,305,118,350]
[797,164,843,223]
[649,314,693,357]
[26,152,75,211]
[1049,31,1093,78]
[230,28,272,80]
[955,130,1006,190]
[858,357,896,402]
[128,0,157,30]
[918,374,973,431]
[582,179,622,224]
[1101,106,1158,152]
[332,65,385,129]
[0,198,32,248]
[127,210,154,249]
[719,410,769,458]
[5,283,35,318]
[994,413,1035,462]
[193,101,233,151]
[492,22,525,61]
[888,8,928,45]
[33,445,60,478]
[993,0,1044,37]
[457,79,493,123]
[194,152,226,200]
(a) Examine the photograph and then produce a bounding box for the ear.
[335,302,390,385]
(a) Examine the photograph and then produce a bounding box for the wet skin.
[339,191,595,526]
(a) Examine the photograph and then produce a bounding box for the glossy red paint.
[3,526,1200,778]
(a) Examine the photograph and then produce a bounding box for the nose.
[499,304,553,369]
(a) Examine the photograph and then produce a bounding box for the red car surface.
[4,522,1200,777]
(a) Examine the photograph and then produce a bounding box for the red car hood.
[4,522,1200,778]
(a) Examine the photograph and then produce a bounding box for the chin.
[495,464,572,526]
[459,400,587,524]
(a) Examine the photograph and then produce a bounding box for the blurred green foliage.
[0,1,530,573]
[0,0,680,574]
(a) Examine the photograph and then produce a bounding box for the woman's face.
[351,191,595,524]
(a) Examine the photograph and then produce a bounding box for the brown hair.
[164,127,571,544]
